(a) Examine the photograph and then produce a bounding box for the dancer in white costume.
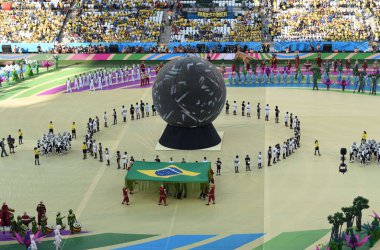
[74,76,79,90]
[79,74,83,88]
[97,75,103,90]
[54,225,63,250]
[115,70,119,85]
[131,64,135,81]
[66,78,72,93]
[89,77,96,91]
[125,66,130,82]
[108,71,113,86]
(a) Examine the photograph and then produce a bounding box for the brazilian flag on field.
[125,161,211,183]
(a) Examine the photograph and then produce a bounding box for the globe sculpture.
[152,56,226,149]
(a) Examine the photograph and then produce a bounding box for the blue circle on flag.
[155,167,183,176]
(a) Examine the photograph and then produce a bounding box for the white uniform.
[136,68,140,80]
[233,102,237,113]
[265,106,270,116]
[246,104,251,115]
[257,154,262,166]
[105,150,110,161]
[135,105,140,115]
[119,69,124,83]
[131,65,135,81]
[66,79,72,93]
[108,72,113,86]
[79,76,83,88]
[74,77,79,90]
[122,107,127,120]
[123,153,128,166]
[147,67,151,80]
[103,112,107,125]
[86,74,91,86]
[98,76,102,90]
[115,71,119,84]
[89,78,95,91]
[125,66,129,82]
[145,104,149,114]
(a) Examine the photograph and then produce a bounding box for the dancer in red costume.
[1,202,14,230]
[271,54,278,69]
[316,53,322,68]
[206,182,215,205]
[122,186,130,205]
[158,185,168,206]
[363,60,368,72]
[140,61,146,73]
[295,53,299,69]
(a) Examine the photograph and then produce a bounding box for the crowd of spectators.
[272,7,370,42]
[271,0,380,42]
[1,0,380,53]
[171,10,262,42]
[79,0,172,10]
[373,8,380,42]
[0,0,72,43]
[49,43,167,53]
[65,0,164,43]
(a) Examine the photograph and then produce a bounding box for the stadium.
[0,0,380,250]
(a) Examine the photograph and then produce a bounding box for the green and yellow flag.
[125,161,211,183]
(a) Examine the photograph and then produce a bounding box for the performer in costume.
[270,53,278,69]
[54,225,63,250]
[158,185,168,206]
[122,186,130,205]
[31,217,38,234]
[346,59,351,73]
[36,201,46,228]
[304,60,312,72]
[323,60,330,78]
[295,53,299,69]
[21,212,31,227]
[140,61,146,73]
[206,182,215,205]
[357,72,366,93]
[316,53,322,68]
[40,214,47,235]
[286,60,292,71]
[220,63,226,76]
[337,60,343,74]
[67,210,77,233]
[56,212,65,228]
[373,60,379,74]
[260,60,266,73]
[311,68,321,90]
[363,60,368,72]
[1,202,14,232]
[353,60,359,76]
[333,59,337,72]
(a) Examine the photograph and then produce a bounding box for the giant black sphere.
[152,56,226,128]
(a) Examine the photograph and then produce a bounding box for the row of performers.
[226,68,379,86]
[223,56,379,75]
[1,202,78,236]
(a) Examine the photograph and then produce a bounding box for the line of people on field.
[66,63,153,92]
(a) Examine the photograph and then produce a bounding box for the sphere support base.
[159,124,221,150]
